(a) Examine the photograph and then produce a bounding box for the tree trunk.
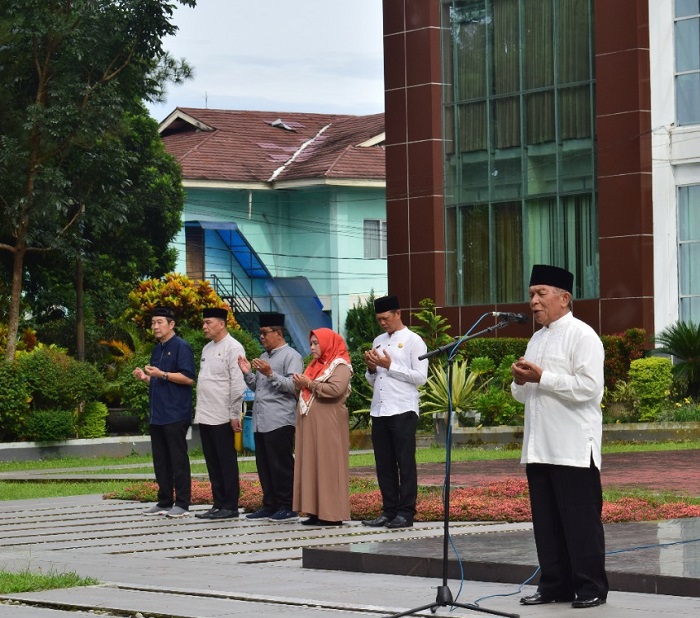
[5,245,26,361]
[76,257,85,361]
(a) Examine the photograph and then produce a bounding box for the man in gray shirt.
[237,313,303,522]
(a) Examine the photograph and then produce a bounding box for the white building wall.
[649,0,700,334]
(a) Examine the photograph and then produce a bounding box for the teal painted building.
[161,109,386,352]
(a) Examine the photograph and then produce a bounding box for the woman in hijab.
[292,328,353,525]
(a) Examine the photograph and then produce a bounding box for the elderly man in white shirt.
[194,307,246,520]
[511,265,608,610]
[362,295,428,529]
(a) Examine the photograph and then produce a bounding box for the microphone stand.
[386,318,519,618]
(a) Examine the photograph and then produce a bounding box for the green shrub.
[463,338,528,366]
[121,273,241,332]
[410,299,453,364]
[16,347,104,410]
[77,401,108,439]
[602,380,640,423]
[24,409,76,442]
[344,291,382,351]
[628,357,673,421]
[473,355,524,426]
[346,348,374,424]
[0,360,29,441]
[656,399,700,422]
[601,328,647,390]
[112,348,153,433]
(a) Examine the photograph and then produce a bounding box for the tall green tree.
[23,106,185,359]
[0,0,195,359]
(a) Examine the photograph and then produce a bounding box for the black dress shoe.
[195,507,219,519]
[301,515,319,525]
[520,592,572,605]
[362,514,392,527]
[385,515,413,529]
[572,597,606,609]
[209,508,239,520]
[305,519,343,526]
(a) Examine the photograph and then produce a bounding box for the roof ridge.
[268,122,333,182]
[178,128,220,162]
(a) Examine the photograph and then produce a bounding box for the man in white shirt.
[362,295,428,529]
[194,307,246,520]
[511,265,608,609]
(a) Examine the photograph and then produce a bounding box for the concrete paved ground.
[0,494,699,618]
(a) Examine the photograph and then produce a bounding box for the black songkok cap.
[152,306,176,320]
[374,295,400,313]
[529,265,574,294]
[203,307,228,321]
[259,312,285,328]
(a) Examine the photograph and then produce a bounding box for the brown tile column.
[594,0,654,335]
[383,0,445,313]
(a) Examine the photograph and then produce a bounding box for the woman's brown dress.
[293,364,352,522]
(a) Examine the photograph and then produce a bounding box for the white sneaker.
[143,505,170,515]
[166,506,190,518]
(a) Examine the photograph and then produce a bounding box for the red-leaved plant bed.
[105,477,700,524]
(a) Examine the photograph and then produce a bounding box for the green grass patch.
[0,481,131,501]
[0,567,99,594]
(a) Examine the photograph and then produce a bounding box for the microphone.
[491,312,527,324]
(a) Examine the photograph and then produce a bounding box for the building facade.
[160,109,387,350]
[384,0,700,337]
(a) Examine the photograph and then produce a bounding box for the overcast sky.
[146,0,385,122]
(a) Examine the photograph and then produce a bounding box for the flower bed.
[105,477,700,524]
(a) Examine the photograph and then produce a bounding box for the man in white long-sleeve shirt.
[511,265,608,609]
[362,295,428,529]
[194,308,246,520]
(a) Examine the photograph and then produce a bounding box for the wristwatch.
[163,372,169,381]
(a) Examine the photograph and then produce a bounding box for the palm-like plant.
[654,321,700,399]
[420,358,491,421]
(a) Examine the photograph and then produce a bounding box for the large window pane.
[677,0,700,19]
[557,0,591,83]
[492,0,519,95]
[460,204,490,304]
[679,186,700,323]
[526,91,555,145]
[453,1,488,100]
[559,86,591,140]
[458,102,487,151]
[363,220,386,259]
[494,202,524,301]
[679,186,700,240]
[523,0,553,88]
[676,17,700,72]
[493,97,520,148]
[461,156,489,202]
[677,73,700,125]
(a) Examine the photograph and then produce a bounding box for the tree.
[655,321,700,400]
[0,0,195,359]
[344,291,382,351]
[22,105,185,360]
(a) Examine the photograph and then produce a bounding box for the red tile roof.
[160,108,385,186]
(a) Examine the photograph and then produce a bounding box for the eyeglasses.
[259,329,279,337]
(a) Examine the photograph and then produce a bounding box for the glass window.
[677,73,700,125]
[443,0,597,305]
[676,17,700,72]
[675,6,700,125]
[363,219,387,259]
[678,186,700,323]
[676,0,700,19]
